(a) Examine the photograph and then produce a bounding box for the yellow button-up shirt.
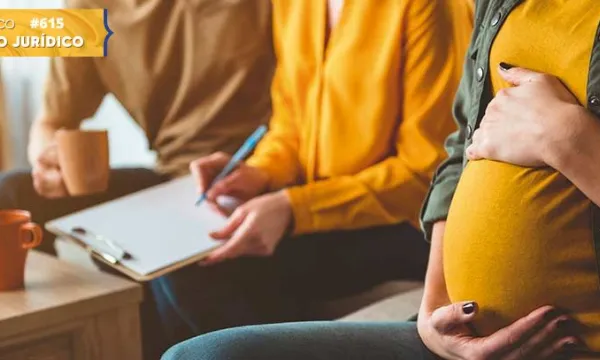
[248,0,473,234]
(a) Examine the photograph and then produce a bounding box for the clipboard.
[46,176,228,282]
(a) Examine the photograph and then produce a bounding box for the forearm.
[27,117,62,165]
[246,145,301,191]
[548,106,600,207]
[419,221,450,316]
[285,156,433,235]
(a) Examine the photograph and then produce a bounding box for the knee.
[0,171,32,208]
[162,327,269,360]
[162,342,201,360]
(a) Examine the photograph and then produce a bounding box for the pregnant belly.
[443,160,600,349]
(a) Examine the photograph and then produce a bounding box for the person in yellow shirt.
[192,0,472,258]
[169,0,471,325]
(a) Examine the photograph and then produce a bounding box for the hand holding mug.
[32,130,110,198]
[32,143,68,199]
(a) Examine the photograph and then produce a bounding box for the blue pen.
[195,125,268,206]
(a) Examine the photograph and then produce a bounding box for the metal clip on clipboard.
[70,227,132,265]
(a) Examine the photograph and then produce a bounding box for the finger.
[32,170,46,195]
[189,152,231,193]
[37,144,60,168]
[536,336,581,360]
[215,195,242,214]
[498,65,542,86]
[189,161,203,194]
[209,208,246,240]
[245,240,275,257]
[216,170,245,193]
[33,167,67,198]
[480,306,560,358]
[430,302,478,335]
[206,171,254,201]
[203,219,253,265]
[208,200,233,218]
[466,129,484,160]
[487,89,513,114]
[502,316,573,360]
[466,144,482,161]
[40,168,65,190]
[205,171,243,201]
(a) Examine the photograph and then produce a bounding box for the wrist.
[273,189,291,205]
[247,165,271,193]
[416,308,447,360]
[274,190,295,235]
[258,168,271,192]
[28,121,61,165]
[545,105,597,171]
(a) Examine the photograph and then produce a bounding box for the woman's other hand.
[418,302,580,360]
[467,66,582,168]
[201,190,293,265]
[189,151,269,202]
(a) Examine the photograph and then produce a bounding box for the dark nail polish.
[499,62,514,71]
[462,302,477,315]
[562,342,578,351]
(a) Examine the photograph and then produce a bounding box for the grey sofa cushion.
[306,281,423,320]
[340,286,424,322]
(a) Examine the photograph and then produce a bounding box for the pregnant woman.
[425,0,600,356]
[162,0,600,359]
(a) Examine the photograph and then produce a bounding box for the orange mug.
[0,210,43,291]
[56,129,110,196]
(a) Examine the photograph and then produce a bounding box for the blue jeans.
[162,321,439,360]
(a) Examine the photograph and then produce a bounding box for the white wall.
[1,0,156,169]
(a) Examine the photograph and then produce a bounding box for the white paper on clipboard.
[46,176,227,277]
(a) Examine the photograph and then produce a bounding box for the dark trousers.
[150,223,429,351]
[162,322,439,360]
[0,169,430,357]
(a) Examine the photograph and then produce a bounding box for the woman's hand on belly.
[466,66,581,168]
[418,302,582,360]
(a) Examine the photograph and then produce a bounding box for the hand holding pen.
[190,125,270,206]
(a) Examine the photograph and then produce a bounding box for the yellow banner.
[0,9,111,57]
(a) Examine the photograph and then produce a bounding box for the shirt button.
[476,67,485,82]
[590,95,600,107]
[491,12,502,27]
[466,125,474,140]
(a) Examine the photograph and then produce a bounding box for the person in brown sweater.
[0,0,274,357]
[0,0,274,254]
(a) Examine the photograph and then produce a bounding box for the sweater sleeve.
[42,57,107,129]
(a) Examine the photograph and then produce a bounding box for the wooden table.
[0,251,143,360]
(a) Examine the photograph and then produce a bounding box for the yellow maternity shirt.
[444,0,600,350]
